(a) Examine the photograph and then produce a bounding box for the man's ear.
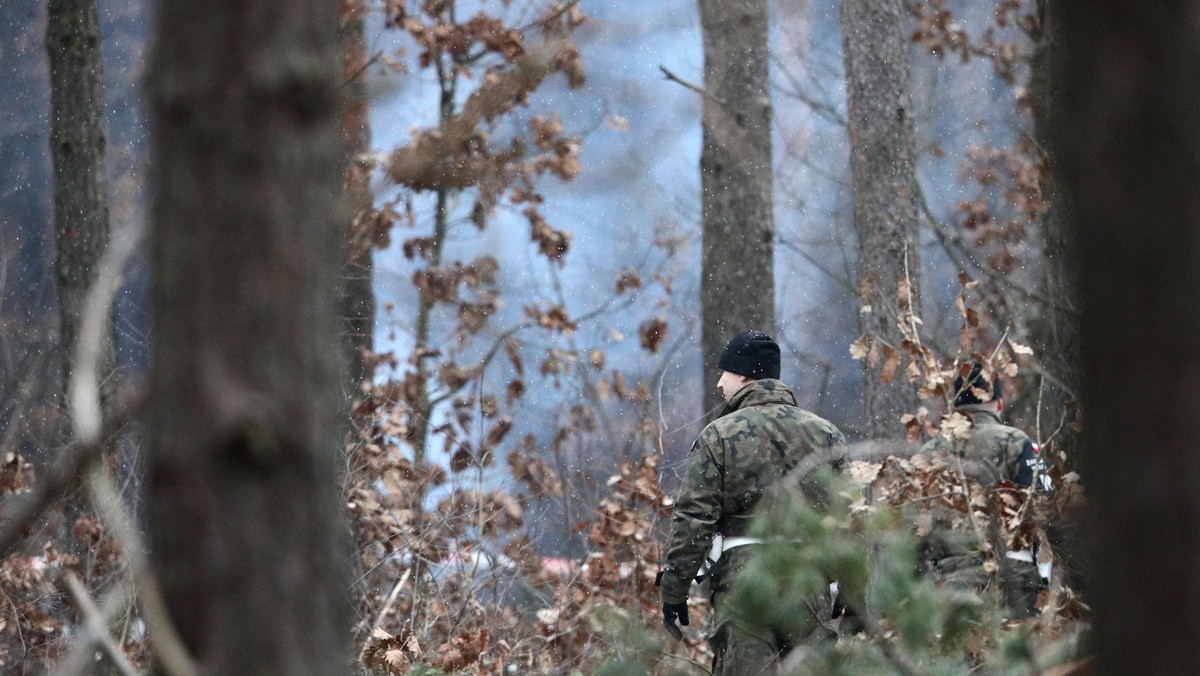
[995,397,1004,412]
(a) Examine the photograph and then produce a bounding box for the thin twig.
[658,65,719,103]
[768,52,847,127]
[902,243,922,350]
[52,573,138,676]
[952,453,991,577]
[358,568,411,664]
[85,466,200,676]
[515,0,580,34]
[336,51,384,92]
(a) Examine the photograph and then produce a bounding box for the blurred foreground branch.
[52,573,138,676]
[387,40,575,189]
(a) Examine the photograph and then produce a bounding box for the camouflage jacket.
[918,404,1049,569]
[659,379,847,604]
[920,404,1045,489]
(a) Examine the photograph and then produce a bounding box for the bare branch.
[51,573,138,676]
[62,222,200,676]
[86,465,200,676]
[658,65,716,102]
[387,40,574,189]
[768,52,847,127]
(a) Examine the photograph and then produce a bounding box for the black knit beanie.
[718,330,781,380]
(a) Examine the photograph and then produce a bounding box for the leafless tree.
[698,0,776,417]
[47,0,111,401]
[842,0,922,438]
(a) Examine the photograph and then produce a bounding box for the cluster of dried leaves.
[909,0,1036,85]
[348,402,709,675]
[0,466,149,673]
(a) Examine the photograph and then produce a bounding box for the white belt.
[1005,549,1052,581]
[707,534,765,563]
[700,535,839,599]
[704,534,770,569]
[719,536,765,553]
[1005,549,1034,563]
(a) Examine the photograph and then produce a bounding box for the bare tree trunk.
[1028,0,1080,430]
[698,0,775,418]
[1057,1,1200,673]
[145,0,351,671]
[46,0,111,395]
[841,0,921,439]
[340,0,375,399]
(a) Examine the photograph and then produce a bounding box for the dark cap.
[718,330,781,380]
[953,361,1003,407]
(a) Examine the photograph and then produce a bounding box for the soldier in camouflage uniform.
[659,331,847,675]
[920,362,1051,618]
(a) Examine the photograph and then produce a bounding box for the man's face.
[716,370,752,402]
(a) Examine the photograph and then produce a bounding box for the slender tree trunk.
[841,0,921,438]
[698,0,775,418]
[340,0,375,399]
[1028,0,1080,433]
[1057,1,1200,673]
[410,32,458,465]
[47,0,111,396]
[145,0,351,670]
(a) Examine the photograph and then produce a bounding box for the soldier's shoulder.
[699,411,745,439]
[790,408,846,449]
[793,407,840,432]
[704,409,757,437]
[975,421,1032,446]
[920,435,948,454]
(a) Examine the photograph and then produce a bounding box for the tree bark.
[1027,0,1080,429]
[698,0,775,418]
[1057,1,1200,673]
[46,0,110,393]
[145,0,351,671]
[340,0,375,399]
[841,0,921,438]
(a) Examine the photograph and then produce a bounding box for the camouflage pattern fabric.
[660,379,846,674]
[706,547,838,675]
[919,403,1046,617]
[921,403,1042,488]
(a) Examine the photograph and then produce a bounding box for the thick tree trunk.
[145,0,351,671]
[698,0,775,418]
[46,0,110,392]
[1057,1,1200,673]
[340,0,375,398]
[841,0,921,439]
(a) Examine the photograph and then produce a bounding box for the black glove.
[662,601,689,640]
